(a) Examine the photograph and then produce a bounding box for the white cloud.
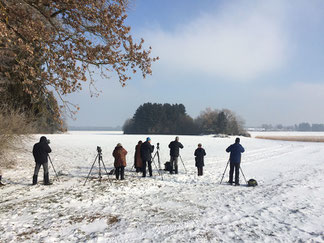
[143,1,291,81]
[248,82,324,125]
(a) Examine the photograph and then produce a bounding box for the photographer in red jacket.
[113,143,128,180]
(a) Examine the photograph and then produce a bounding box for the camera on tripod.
[157,142,160,150]
[97,146,102,153]
[84,146,111,185]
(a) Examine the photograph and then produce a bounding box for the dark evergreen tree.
[123,103,198,135]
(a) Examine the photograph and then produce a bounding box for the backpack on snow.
[247,179,258,187]
[164,162,172,172]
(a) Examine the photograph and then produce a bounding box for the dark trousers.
[170,156,179,174]
[33,162,50,185]
[115,166,125,180]
[197,167,203,176]
[34,162,49,176]
[142,160,152,177]
[229,162,240,184]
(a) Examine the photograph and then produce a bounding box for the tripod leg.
[157,152,161,170]
[152,151,157,162]
[84,154,98,186]
[239,166,248,184]
[152,158,164,181]
[98,157,102,182]
[220,160,230,184]
[48,155,60,182]
[179,155,187,173]
[101,159,112,185]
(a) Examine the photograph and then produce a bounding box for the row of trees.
[123,103,249,136]
[261,123,324,131]
[296,123,324,131]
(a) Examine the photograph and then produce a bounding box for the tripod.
[84,146,112,186]
[152,143,163,180]
[152,143,162,170]
[48,155,60,182]
[220,160,230,184]
[179,155,187,173]
[220,159,248,184]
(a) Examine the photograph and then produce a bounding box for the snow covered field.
[1,131,324,242]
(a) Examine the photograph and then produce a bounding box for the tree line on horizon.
[123,103,250,136]
[261,123,324,131]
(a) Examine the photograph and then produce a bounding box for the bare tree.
[0,0,157,116]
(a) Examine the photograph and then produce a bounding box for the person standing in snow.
[0,169,4,186]
[134,140,143,173]
[226,137,245,186]
[194,143,206,176]
[140,137,154,177]
[32,136,52,185]
[168,136,184,174]
[113,143,128,180]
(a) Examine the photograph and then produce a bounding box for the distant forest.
[261,123,324,131]
[123,103,250,136]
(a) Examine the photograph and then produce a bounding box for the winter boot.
[198,167,203,176]
[0,175,4,186]
[148,164,153,177]
[175,165,178,174]
[44,173,52,185]
[32,175,38,185]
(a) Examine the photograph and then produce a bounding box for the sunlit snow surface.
[1,131,323,242]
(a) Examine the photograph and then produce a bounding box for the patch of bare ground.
[69,213,120,225]
[255,136,324,142]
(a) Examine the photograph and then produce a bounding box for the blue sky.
[67,0,324,127]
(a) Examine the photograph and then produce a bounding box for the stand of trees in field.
[123,103,250,136]
[261,123,324,132]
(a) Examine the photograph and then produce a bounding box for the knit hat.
[117,143,122,147]
[146,137,151,142]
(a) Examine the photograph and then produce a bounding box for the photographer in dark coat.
[168,136,184,174]
[140,137,154,177]
[194,143,206,176]
[0,170,4,186]
[113,143,127,180]
[226,137,245,186]
[32,136,52,185]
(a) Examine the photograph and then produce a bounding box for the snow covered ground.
[1,131,323,242]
